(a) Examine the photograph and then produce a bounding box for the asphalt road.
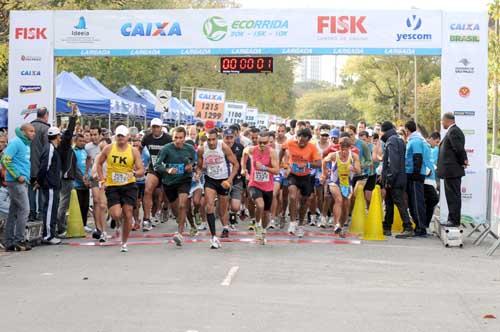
[1,221,500,332]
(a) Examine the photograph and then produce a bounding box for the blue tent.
[56,71,110,115]
[82,76,146,118]
[0,99,7,128]
[117,85,160,120]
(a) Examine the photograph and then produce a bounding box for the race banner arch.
[8,8,488,223]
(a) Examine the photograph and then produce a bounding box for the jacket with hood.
[30,118,50,179]
[405,131,433,181]
[37,115,76,188]
[1,127,31,182]
[381,128,406,189]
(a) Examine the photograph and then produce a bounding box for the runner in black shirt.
[223,128,245,228]
[141,118,172,231]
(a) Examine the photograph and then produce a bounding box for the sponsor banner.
[223,101,247,125]
[194,89,225,121]
[245,107,258,127]
[52,9,443,56]
[440,11,488,224]
[256,113,269,128]
[8,11,55,139]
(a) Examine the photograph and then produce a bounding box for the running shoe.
[297,226,305,238]
[255,223,263,242]
[229,212,238,225]
[84,226,93,233]
[210,236,221,249]
[248,220,256,231]
[120,243,128,252]
[308,215,316,227]
[319,216,328,229]
[189,227,199,237]
[161,209,169,223]
[328,218,334,228]
[57,231,67,239]
[288,221,297,235]
[151,217,158,228]
[221,228,229,238]
[267,219,276,230]
[44,237,62,245]
[173,233,184,247]
[334,224,342,235]
[198,222,208,231]
[261,231,267,245]
[92,229,102,240]
[142,220,153,232]
[99,232,108,243]
[15,241,32,251]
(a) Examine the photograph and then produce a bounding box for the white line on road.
[221,266,239,286]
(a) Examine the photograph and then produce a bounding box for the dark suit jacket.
[437,124,467,179]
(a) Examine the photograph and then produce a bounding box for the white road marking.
[221,266,239,286]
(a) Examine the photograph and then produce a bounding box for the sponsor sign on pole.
[223,101,247,125]
[440,11,488,224]
[155,90,171,113]
[245,107,258,127]
[194,89,225,121]
[8,11,54,139]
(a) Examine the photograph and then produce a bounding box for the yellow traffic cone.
[349,185,366,235]
[363,185,385,241]
[392,205,404,233]
[66,189,85,238]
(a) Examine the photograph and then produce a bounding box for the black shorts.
[249,187,273,211]
[287,174,314,197]
[105,183,138,208]
[163,181,191,203]
[204,176,229,196]
[364,174,377,191]
[137,183,145,200]
[352,175,368,189]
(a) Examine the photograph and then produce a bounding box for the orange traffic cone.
[363,185,385,241]
[349,185,366,235]
[66,189,85,238]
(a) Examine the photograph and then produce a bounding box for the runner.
[273,124,289,229]
[96,125,144,252]
[222,128,245,229]
[154,127,196,246]
[241,131,279,244]
[196,129,239,249]
[141,118,172,231]
[280,128,321,237]
[321,137,361,237]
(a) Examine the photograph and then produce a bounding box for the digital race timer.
[220,56,273,74]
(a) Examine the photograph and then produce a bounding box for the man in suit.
[437,113,468,227]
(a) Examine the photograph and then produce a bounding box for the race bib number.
[207,164,224,178]
[254,170,270,182]
[112,172,130,184]
[168,163,185,174]
[291,163,306,174]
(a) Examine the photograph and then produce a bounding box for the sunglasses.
[258,141,269,145]
[321,134,329,137]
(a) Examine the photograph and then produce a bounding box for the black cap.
[381,121,394,132]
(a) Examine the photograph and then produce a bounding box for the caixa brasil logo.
[203,16,288,42]
[121,21,182,37]
[396,15,431,42]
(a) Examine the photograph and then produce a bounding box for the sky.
[238,0,490,11]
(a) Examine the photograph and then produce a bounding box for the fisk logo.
[317,16,367,34]
[406,15,422,30]
[121,22,182,37]
[15,27,47,40]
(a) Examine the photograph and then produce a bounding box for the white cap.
[48,127,61,136]
[115,125,129,136]
[151,118,163,127]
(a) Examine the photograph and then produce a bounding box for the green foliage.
[295,88,361,123]
[0,0,296,118]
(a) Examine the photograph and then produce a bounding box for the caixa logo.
[198,93,223,101]
[396,15,432,42]
[15,27,47,40]
[121,22,182,37]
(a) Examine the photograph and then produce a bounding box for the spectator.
[380,121,413,238]
[424,132,441,228]
[30,106,50,221]
[73,133,91,232]
[55,105,78,237]
[1,123,35,251]
[437,113,468,227]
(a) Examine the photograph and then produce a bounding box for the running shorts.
[287,174,314,197]
[105,183,138,208]
[204,176,230,196]
[248,186,273,211]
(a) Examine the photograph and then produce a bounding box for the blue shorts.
[274,174,289,187]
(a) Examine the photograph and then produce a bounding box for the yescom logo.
[203,16,228,41]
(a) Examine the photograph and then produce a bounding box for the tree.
[416,77,441,133]
[295,88,361,123]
